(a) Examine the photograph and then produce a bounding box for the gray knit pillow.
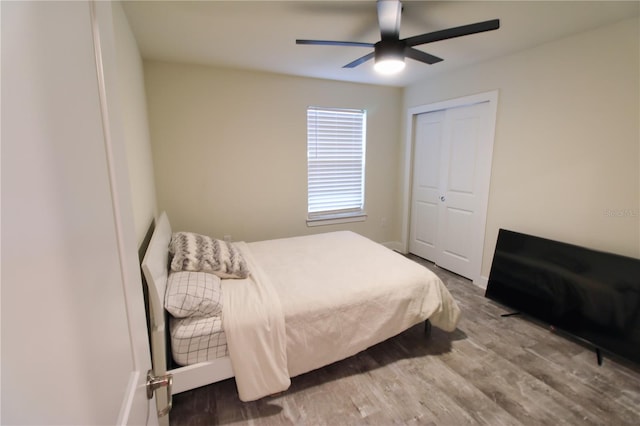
[169,232,249,279]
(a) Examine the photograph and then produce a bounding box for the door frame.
[400,90,499,286]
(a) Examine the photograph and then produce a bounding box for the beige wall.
[403,17,640,280]
[113,3,158,246]
[144,62,402,243]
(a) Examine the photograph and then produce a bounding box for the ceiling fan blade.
[296,39,374,48]
[343,52,376,68]
[404,19,500,47]
[404,47,443,65]
[377,0,402,39]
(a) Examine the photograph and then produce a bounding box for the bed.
[141,212,461,409]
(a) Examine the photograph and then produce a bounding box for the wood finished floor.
[169,255,640,425]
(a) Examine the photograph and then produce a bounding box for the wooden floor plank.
[169,257,640,426]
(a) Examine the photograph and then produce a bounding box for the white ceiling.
[122,1,639,87]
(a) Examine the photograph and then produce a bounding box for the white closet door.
[409,101,492,281]
[409,110,446,262]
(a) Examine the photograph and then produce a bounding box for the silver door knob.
[440,196,446,202]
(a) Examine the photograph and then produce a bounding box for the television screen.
[485,229,640,364]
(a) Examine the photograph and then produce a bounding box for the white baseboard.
[384,243,490,291]
[474,275,489,290]
[382,241,404,252]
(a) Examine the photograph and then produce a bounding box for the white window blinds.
[307,107,367,220]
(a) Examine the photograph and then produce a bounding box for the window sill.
[306,212,368,227]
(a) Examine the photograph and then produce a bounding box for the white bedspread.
[220,242,290,401]
[222,231,461,401]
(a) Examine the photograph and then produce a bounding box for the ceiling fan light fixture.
[374,57,405,74]
[374,40,405,75]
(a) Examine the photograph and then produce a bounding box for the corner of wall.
[382,241,405,252]
[474,275,489,290]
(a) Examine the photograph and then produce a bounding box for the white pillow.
[169,231,250,279]
[165,271,222,318]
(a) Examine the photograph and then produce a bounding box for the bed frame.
[142,212,436,416]
[141,212,235,400]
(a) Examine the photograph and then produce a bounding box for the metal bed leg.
[424,319,432,338]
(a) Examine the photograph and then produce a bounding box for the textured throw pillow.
[169,231,250,279]
[165,271,222,318]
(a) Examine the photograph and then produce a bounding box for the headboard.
[141,211,172,373]
[140,211,235,398]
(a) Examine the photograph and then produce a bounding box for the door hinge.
[146,370,173,417]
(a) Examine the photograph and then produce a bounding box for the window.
[307,106,367,225]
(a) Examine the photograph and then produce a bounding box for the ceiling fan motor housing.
[374,39,405,62]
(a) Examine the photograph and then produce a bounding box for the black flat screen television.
[485,229,640,365]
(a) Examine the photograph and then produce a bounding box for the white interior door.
[2,1,157,424]
[91,1,160,424]
[409,100,494,281]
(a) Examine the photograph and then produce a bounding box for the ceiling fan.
[296,0,500,74]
